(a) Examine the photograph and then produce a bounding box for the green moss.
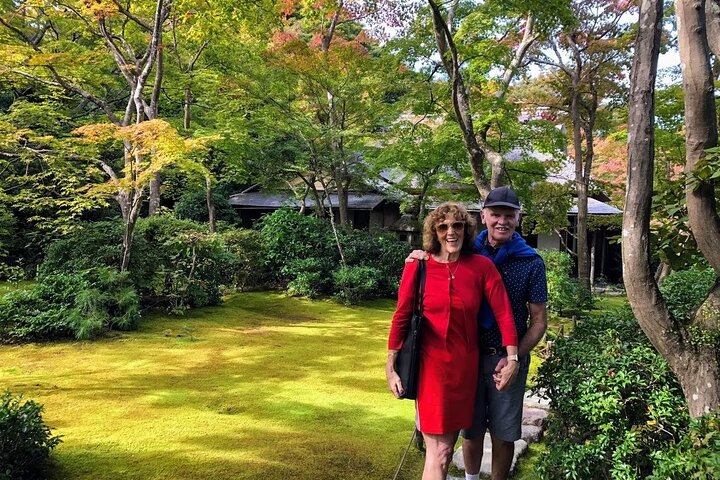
[593,295,628,312]
[0,280,34,295]
[512,442,547,480]
[0,292,424,479]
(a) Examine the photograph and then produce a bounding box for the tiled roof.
[228,192,386,210]
[569,197,622,215]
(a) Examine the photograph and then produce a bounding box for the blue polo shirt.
[475,244,548,349]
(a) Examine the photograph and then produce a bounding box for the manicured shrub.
[338,228,408,297]
[659,264,716,322]
[39,220,125,276]
[538,249,593,315]
[333,265,383,305]
[39,216,249,310]
[283,256,334,297]
[649,410,720,480]
[0,391,62,480]
[257,208,336,285]
[257,209,408,300]
[150,230,231,312]
[218,228,263,291]
[0,267,140,343]
[535,308,690,479]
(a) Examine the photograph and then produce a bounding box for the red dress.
[388,255,517,434]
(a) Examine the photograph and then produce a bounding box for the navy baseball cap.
[483,186,521,209]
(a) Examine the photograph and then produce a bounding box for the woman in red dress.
[386,202,518,480]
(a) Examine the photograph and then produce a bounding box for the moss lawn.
[0,292,425,479]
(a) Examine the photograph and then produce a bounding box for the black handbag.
[395,260,426,400]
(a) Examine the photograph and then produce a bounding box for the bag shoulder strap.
[413,260,426,317]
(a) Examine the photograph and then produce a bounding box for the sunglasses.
[435,221,465,233]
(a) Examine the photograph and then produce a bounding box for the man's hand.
[405,249,429,263]
[493,356,519,391]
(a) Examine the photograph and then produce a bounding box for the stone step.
[448,390,550,478]
[451,434,528,477]
[522,407,549,428]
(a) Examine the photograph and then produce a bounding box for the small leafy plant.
[0,391,62,480]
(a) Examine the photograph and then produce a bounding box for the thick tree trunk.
[625,0,720,418]
[673,349,720,417]
[705,0,720,60]
[337,185,349,227]
[678,0,720,273]
[675,0,720,416]
[428,0,491,197]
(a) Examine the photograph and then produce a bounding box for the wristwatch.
[507,354,519,362]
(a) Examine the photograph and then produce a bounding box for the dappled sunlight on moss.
[0,292,424,479]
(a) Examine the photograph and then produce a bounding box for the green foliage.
[689,146,720,189]
[218,228,263,291]
[258,208,336,286]
[659,264,716,323]
[649,410,720,480]
[284,257,334,298]
[538,249,593,315]
[0,391,62,480]
[535,309,690,480]
[173,187,239,224]
[0,267,140,343]
[257,209,407,302]
[151,230,230,312]
[525,182,572,236]
[338,228,408,297]
[40,216,251,311]
[333,265,383,305]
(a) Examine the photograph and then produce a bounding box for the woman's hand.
[386,350,404,398]
[493,356,519,391]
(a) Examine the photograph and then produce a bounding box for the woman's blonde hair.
[422,202,477,255]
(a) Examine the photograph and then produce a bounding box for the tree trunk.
[678,0,720,273]
[705,0,720,61]
[206,175,216,233]
[590,231,596,289]
[654,261,672,284]
[625,0,720,418]
[571,87,590,290]
[428,0,491,197]
[184,85,192,130]
[148,175,161,215]
[121,218,136,273]
[121,192,144,272]
[337,181,349,226]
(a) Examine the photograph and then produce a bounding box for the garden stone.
[522,406,549,427]
[521,424,543,443]
[523,389,550,410]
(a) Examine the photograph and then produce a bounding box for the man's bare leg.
[490,435,514,480]
[462,437,485,478]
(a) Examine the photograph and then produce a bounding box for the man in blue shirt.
[461,186,548,480]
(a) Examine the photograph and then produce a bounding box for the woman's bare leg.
[421,431,459,480]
